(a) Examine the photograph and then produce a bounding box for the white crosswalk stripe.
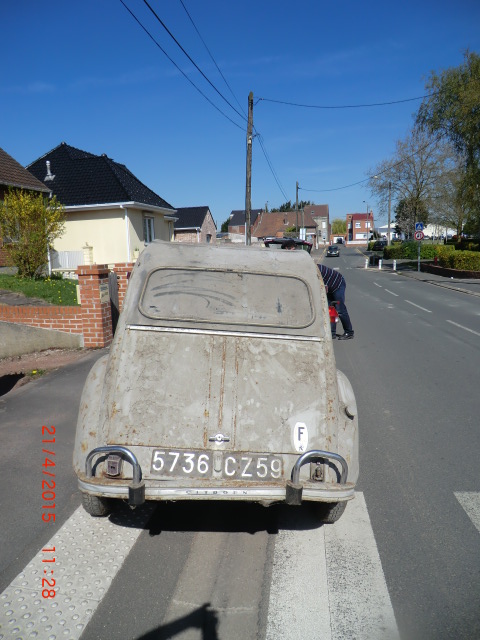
[455,492,480,533]
[266,492,399,640]
[0,504,154,640]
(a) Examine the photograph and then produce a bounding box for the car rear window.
[138,268,315,329]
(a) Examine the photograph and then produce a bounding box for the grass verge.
[0,274,79,305]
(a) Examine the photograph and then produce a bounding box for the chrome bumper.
[82,446,351,506]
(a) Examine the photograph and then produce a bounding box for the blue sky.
[2,0,479,229]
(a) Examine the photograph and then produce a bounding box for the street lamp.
[387,182,392,246]
[363,201,371,241]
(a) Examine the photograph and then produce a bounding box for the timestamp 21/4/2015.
[41,425,56,599]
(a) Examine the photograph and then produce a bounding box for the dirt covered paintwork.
[73,240,358,520]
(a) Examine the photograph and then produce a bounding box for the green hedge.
[438,249,480,270]
[384,242,455,260]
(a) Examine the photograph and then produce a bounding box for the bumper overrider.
[79,446,353,506]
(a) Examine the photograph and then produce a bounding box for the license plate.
[150,449,283,480]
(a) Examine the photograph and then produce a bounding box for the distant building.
[227,209,262,242]
[253,210,318,246]
[174,206,216,243]
[302,204,330,246]
[347,212,374,245]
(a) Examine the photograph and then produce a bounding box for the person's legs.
[329,283,354,335]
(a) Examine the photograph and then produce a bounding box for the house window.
[143,216,155,243]
[355,222,361,228]
[206,234,212,244]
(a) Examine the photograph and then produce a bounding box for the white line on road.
[385,289,399,297]
[266,493,399,640]
[446,320,480,337]
[455,493,480,533]
[0,504,154,640]
[405,300,432,313]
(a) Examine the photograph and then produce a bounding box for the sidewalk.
[361,255,480,298]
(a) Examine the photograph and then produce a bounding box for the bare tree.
[367,127,455,238]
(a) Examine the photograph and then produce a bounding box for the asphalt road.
[328,245,480,640]
[1,248,479,640]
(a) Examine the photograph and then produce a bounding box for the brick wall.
[0,305,83,333]
[77,265,113,348]
[0,263,138,350]
[112,262,134,310]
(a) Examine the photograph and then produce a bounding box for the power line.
[142,0,248,124]
[256,133,289,202]
[256,94,436,110]
[179,0,247,119]
[300,133,446,193]
[118,0,245,131]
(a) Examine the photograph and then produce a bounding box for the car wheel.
[81,492,112,517]
[315,501,347,524]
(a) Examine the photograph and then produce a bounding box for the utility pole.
[295,181,299,233]
[245,91,253,246]
[387,181,392,246]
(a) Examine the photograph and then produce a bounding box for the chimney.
[45,161,55,181]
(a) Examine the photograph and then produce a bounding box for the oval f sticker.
[293,422,309,452]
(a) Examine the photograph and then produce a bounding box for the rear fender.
[336,369,359,483]
[73,354,109,475]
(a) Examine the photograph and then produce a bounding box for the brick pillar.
[77,265,113,348]
[113,262,135,310]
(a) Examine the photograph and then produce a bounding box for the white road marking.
[446,320,480,337]
[374,282,382,288]
[405,300,432,313]
[266,493,399,640]
[385,289,399,297]
[0,504,154,640]
[455,492,480,533]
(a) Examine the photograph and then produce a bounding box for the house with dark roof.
[252,210,318,246]
[27,142,177,267]
[0,147,52,266]
[174,206,216,243]
[227,209,262,242]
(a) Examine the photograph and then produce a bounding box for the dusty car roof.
[122,240,327,338]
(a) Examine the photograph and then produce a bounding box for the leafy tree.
[417,50,480,229]
[0,189,65,278]
[331,218,346,234]
[430,159,468,236]
[221,217,230,232]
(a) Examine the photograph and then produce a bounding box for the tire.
[81,492,112,517]
[316,501,347,524]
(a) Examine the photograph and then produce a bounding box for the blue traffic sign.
[415,222,424,231]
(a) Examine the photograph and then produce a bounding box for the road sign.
[415,222,424,231]
[414,230,424,241]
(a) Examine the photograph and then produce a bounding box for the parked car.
[73,241,358,523]
[371,240,387,251]
[326,245,340,257]
[263,237,313,253]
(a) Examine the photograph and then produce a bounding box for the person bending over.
[317,263,354,340]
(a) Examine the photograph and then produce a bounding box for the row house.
[347,212,374,245]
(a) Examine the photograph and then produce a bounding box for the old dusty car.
[73,241,358,523]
